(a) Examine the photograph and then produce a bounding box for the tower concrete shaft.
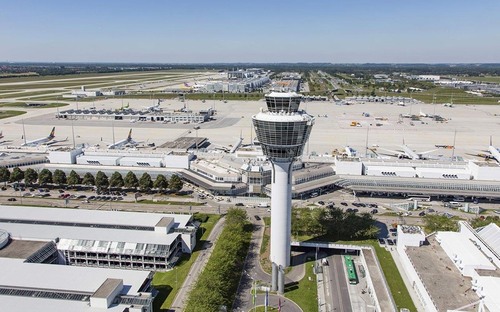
[252,91,314,293]
[270,161,293,268]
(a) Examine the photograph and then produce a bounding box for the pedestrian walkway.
[389,247,425,312]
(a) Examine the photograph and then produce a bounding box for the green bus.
[344,255,358,285]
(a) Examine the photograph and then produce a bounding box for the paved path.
[169,217,226,312]
[249,294,302,312]
[323,255,352,312]
[233,217,308,312]
[363,248,396,312]
[388,247,425,312]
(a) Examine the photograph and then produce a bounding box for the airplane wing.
[378,147,404,155]
[44,137,69,146]
[418,149,438,155]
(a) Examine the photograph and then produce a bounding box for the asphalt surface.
[323,255,352,312]
[232,217,307,312]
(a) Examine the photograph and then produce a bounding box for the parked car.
[341,202,348,206]
[378,238,386,245]
[387,239,394,246]
[254,215,261,221]
[235,203,244,207]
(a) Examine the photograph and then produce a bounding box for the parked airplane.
[343,146,357,157]
[380,141,437,160]
[143,100,161,112]
[21,127,67,147]
[107,129,138,149]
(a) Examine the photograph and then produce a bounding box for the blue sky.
[1,0,499,63]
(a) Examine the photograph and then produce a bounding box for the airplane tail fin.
[49,127,55,139]
[127,129,132,140]
[490,135,493,147]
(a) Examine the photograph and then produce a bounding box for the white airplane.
[107,129,138,149]
[344,146,357,157]
[21,127,68,147]
[143,100,161,112]
[380,141,437,160]
[488,138,500,163]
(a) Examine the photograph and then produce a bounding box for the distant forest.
[1,62,500,77]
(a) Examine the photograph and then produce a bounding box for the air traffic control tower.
[252,91,315,293]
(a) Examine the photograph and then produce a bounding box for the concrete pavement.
[169,217,226,312]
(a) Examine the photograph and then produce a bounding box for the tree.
[9,167,24,183]
[82,172,95,186]
[67,170,81,186]
[424,215,459,232]
[0,167,10,185]
[109,171,124,188]
[53,169,67,185]
[38,169,53,185]
[139,172,153,191]
[153,174,168,191]
[95,171,109,189]
[168,174,183,193]
[24,168,38,186]
[124,171,139,189]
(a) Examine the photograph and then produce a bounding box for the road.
[170,217,226,312]
[323,255,352,312]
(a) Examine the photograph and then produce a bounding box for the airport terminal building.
[396,223,500,312]
[0,205,199,311]
[0,205,197,271]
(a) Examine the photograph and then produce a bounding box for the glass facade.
[253,119,312,161]
[253,92,314,162]
[265,94,302,113]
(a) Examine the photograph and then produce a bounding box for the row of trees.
[292,206,380,240]
[184,208,252,312]
[0,167,183,192]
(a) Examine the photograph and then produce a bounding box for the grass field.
[0,110,26,119]
[0,70,208,92]
[0,102,68,108]
[450,76,500,84]
[0,90,64,99]
[151,214,221,311]
[285,258,318,312]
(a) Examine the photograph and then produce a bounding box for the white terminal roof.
[0,258,148,295]
[1,222,177,247]
[476,276,500,311]
[0,258,149,312]
[437,231,496,270]
[0,205,193,252]
[477,223,500,256]
[0,205,192,228]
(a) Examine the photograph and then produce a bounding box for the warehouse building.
[395,222,500,312]
[0,205,197,271]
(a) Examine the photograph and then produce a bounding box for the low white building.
[396,225,426,254]
[435,231,496,276]
[0,205,197,271]
[0,258,154,312]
